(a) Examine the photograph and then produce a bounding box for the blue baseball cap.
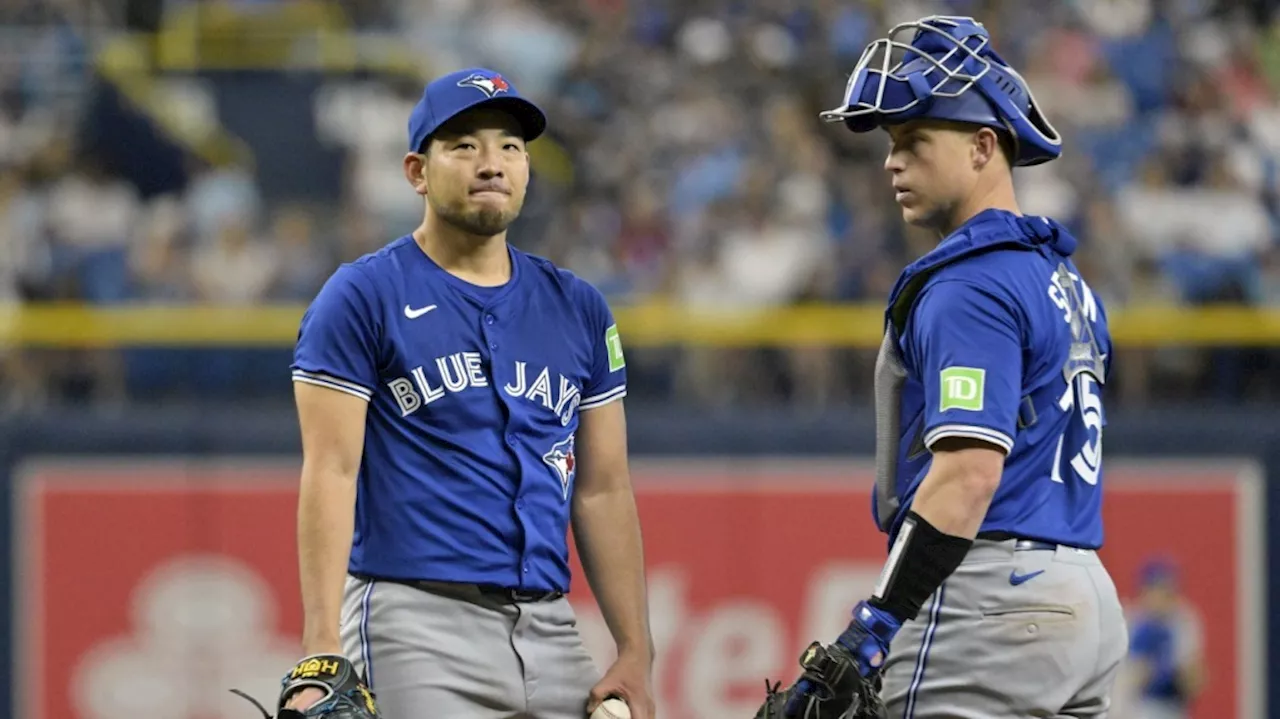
[407,67,547,153]
[1139,557,1179,588]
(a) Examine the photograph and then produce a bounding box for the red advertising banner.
[15,458,1262,719]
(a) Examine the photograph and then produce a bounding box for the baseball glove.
[753,642,887,719]
[231,654,381,719]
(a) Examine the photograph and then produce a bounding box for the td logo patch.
[939,366,985,412]
[605,324,625,372]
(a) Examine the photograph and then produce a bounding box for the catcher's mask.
[819,15,1062,167]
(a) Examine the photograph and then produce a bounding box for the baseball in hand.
[591,697,631,719]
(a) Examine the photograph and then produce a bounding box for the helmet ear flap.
[1024,91,1062,152]
[979,63,1062,166]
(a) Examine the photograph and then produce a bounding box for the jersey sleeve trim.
[291,369,373,402]
[579,384,627,410]
[923,424,1014,453]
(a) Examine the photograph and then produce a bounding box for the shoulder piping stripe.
[579,385,627,410]
[923,424,1014,453]
[292,370,373,401]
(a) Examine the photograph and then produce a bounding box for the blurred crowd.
[3,0,1280,411]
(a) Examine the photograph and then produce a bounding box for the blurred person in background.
[0,163,50,410]
[44,151,138,304]
[187,209,284,397]
[34,148,131,405]
[1118,558,1207,719]
[267,204,330,301]
[335,207,389,264]
[614,182,672,299]
[191,212,280,305]
[669,160,830,407]
[127,194,191,302]
[668,200,741,407]
[185,159,263,246]
[0,164,48,302]
[119,194,198,401]
[315,76,426,237]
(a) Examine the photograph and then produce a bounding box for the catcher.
[232,654,381,719]
[756,14,1126,719]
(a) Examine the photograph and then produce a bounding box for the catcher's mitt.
[754,642,887,719]
[231,654,381,719]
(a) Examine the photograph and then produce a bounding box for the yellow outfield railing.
[5,303,1280,349]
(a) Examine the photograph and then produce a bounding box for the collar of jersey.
[883,208,1076,333]
[889,210,1076,302]
[407,236,522,306]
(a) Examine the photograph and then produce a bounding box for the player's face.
[409,108,530,237]
[882,120,982,232]
[1141,579,1178,614]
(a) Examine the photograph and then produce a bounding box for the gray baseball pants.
[880,539,1130,718]
[339,575,601,718]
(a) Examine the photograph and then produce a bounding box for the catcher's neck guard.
[819,14,1062,167]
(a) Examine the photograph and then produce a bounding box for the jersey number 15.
[1047,267,1103,487]
[1051,372,1103,486]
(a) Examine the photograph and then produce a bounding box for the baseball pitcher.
[235,67,656,719]
[756,16,1128,719]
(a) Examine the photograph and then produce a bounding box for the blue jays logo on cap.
[456,72,511,98]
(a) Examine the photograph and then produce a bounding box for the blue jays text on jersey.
[290,236,627,594]
[872,209,1113,550]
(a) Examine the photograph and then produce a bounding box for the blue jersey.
[877,209,1112,549]
[290,236,627,593]
[1128,607,1201,701]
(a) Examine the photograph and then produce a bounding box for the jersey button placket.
[484,311,498,351]
[488,310,532,586]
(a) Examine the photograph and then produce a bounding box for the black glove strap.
[230,689,275,719]
[798,642,855,698]
[869,511,972,623]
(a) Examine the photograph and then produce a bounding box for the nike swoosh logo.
[404,304,437,319]
[1009,569,1045,586]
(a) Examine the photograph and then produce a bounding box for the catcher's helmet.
[819,15,1062,167]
